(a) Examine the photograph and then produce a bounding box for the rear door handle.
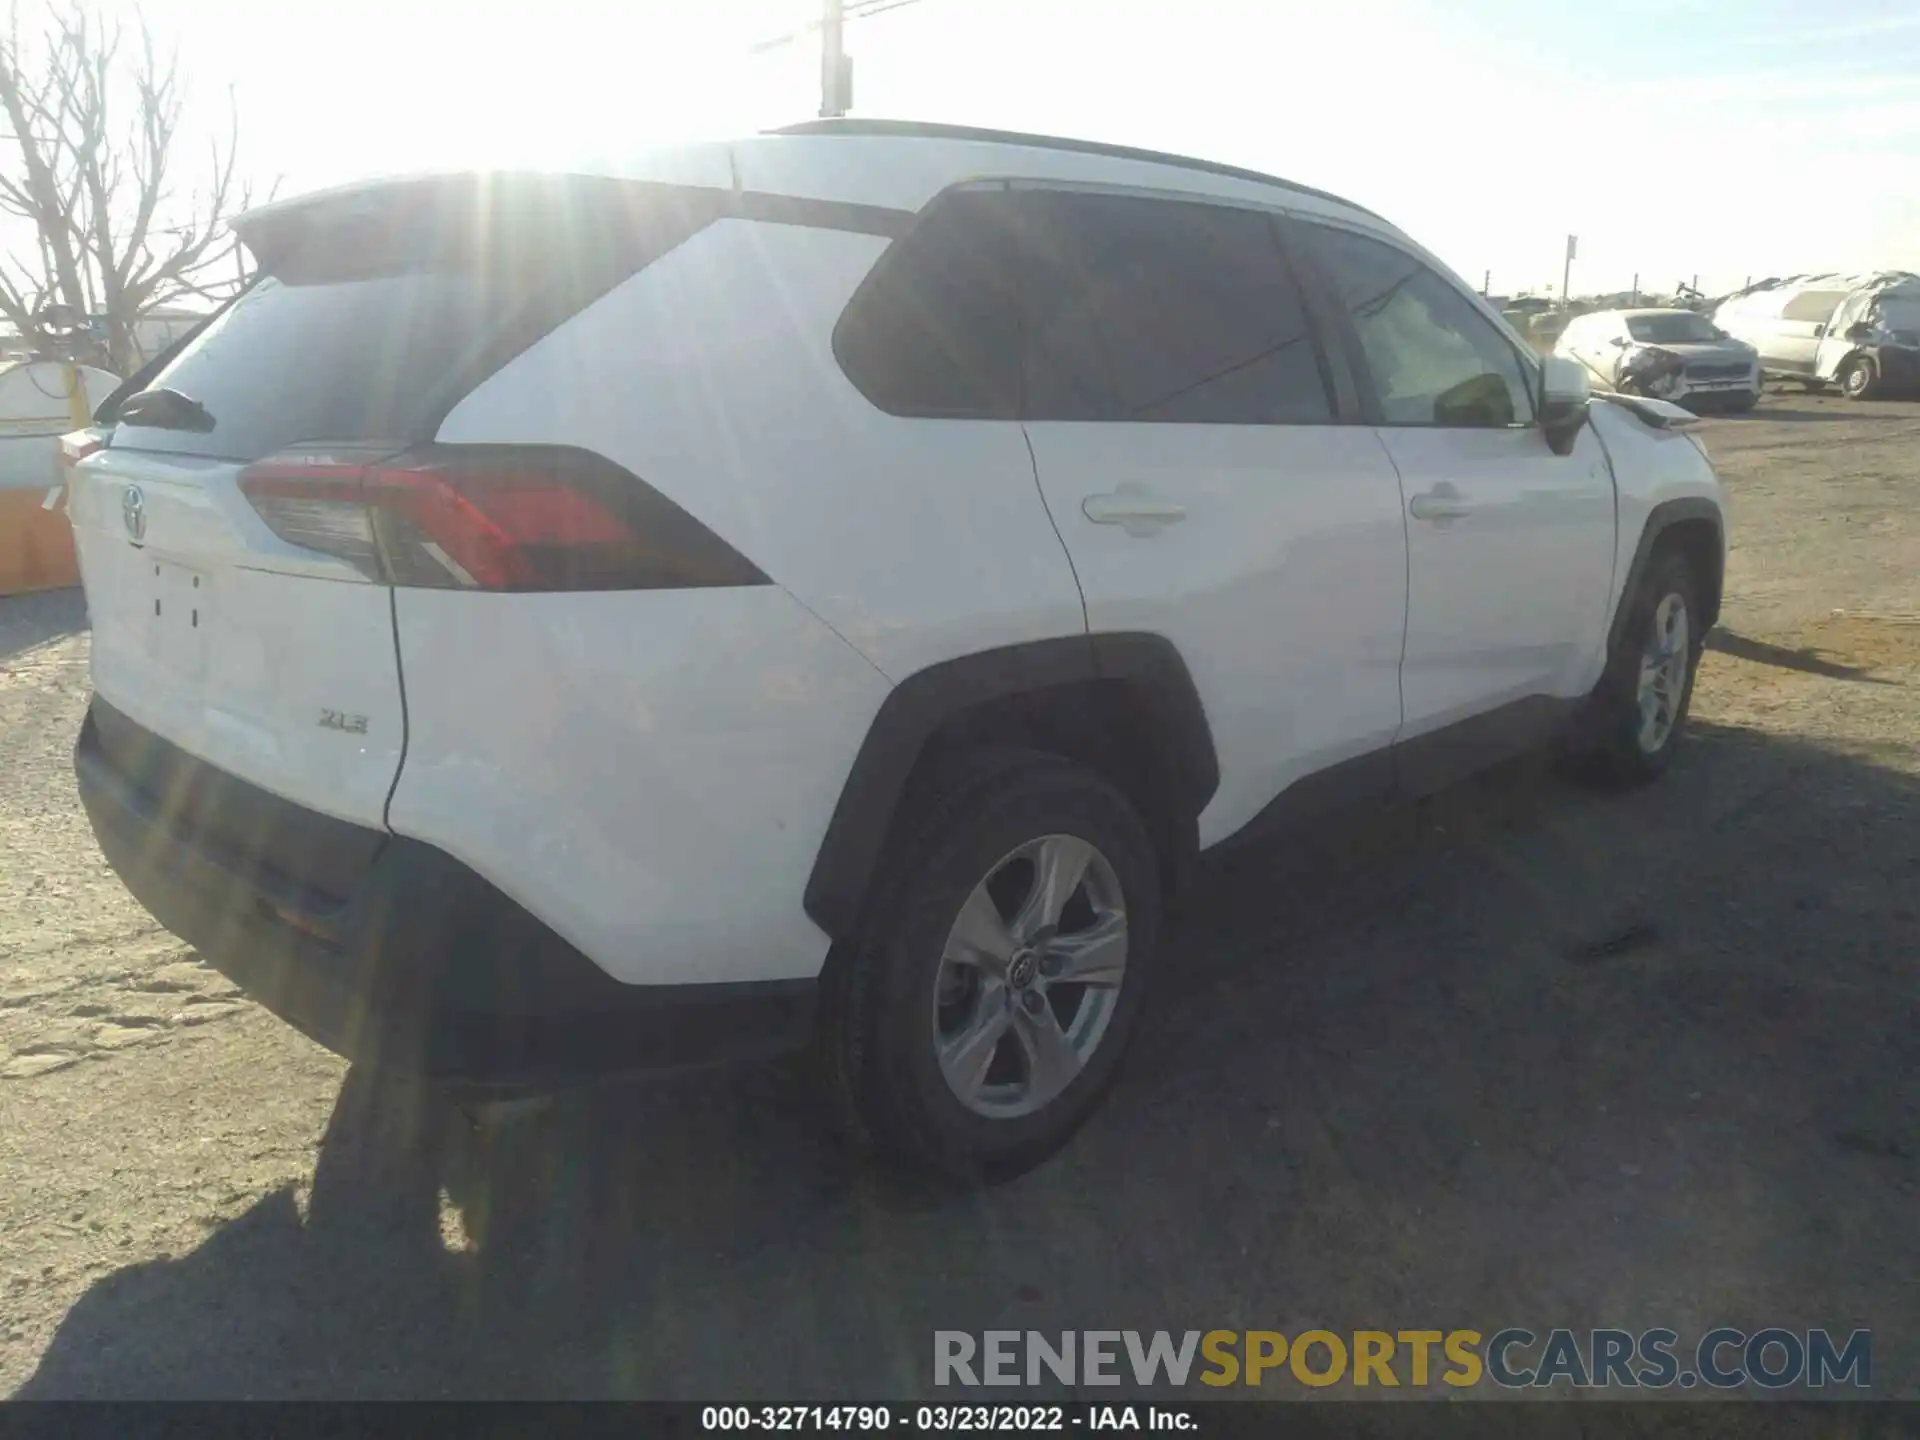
[1083,491,1187,537]
[1408,485,1474,522]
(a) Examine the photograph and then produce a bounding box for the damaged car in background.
[1712,271,1920,399]
[1555,308,1762,411]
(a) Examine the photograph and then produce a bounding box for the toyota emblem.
[122,485,146,542]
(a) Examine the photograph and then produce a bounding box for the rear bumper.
[74,699,816,1090]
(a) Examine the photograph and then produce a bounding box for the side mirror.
[1846,321,1873,343]
[1539,355,1590,456]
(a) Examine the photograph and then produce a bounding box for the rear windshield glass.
[112,176,719,461]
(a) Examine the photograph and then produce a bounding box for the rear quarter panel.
[407,216,1091,984]
[434,217,1087,680]
[384,586,891,985]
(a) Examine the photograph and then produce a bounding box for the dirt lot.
[3,391,1917,1400]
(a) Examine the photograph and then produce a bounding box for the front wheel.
[1841,356,1879,400]
[1724,389,1760,414]
[819,752,1160,1180]
[1564,551,1703,788]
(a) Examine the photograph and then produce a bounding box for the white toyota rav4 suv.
[68,120,1725,1179]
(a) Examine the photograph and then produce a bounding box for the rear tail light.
[237,445,766,592]
[58,427,108,471]
[46,426,109,512]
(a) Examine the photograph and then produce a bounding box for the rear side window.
[1015,191,1334,424]
[1303,223,1536,428]
[1780,290,1849,324]
[114,177,722,462]
[833,189,1023,419]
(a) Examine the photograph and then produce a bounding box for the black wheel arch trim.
[803,633,1219,940]
[1608,497,1725,655]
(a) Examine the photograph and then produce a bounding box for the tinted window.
[833,190,1023,419]
[1304,224,1535,428]
[1015,192,1333,424]
[114,177,718,462]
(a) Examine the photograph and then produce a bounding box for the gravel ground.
[2,390,1917,1401]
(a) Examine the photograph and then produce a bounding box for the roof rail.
[765,118,1382,221]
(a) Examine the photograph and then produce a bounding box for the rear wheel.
[819,751,1160,1181]
[1841,356,1879,400]
[1564,551,1702,788]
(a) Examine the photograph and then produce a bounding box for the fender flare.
[802,633,1219,940]
[1815,346,1867,384]
[1607,497,1725,656]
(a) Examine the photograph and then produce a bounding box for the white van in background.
[1712,272,1920,399]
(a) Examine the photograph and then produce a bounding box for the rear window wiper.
[116,386,216,433]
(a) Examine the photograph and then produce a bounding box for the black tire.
[818,750,1161,1181]
[1841,356,1878,400]
[1563,550,1703,788]
[1724,389,1759,414]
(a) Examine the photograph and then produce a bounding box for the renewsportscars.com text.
[934,1328,1871,1391]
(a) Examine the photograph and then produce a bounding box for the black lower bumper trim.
[75,702,816,1090]
[1866,345,1920,393]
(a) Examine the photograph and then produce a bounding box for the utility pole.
[1562,235,1577,311]
[820,0,850,117]
[1630,273,1639,306]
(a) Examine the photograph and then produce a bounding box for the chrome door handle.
[1083,491,1187,537]
[1408,486,1473,522]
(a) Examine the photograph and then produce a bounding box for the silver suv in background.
[1556,309,1762,412]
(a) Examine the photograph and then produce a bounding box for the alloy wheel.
[932,834,1129,1119]
[1636,592,1691,753]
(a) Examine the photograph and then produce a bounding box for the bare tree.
[0,2,263,373]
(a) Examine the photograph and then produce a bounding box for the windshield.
[1626,313,1724,344]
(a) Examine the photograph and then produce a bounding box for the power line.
[747,0,934,55]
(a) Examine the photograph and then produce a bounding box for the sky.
[27,0,1920,300]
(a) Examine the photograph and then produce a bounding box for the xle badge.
[318,709,369,735]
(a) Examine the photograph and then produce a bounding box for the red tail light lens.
[50,427,109,508]
[238,445,765,592]
[235,449,386,577]
[58,428,108,470]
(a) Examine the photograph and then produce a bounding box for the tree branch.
[1,0,257,369]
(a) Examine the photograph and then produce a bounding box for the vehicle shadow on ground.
[1705,630,1898,683]
[17,721,1920,1400]
[0,587,86,665]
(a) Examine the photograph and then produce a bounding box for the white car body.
[1712,272,1920,394]
[1556,309,1762,406]
[67,120,1727,1113]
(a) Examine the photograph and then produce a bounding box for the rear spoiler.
[1595,392,1702,430]
[229,174,461,269]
